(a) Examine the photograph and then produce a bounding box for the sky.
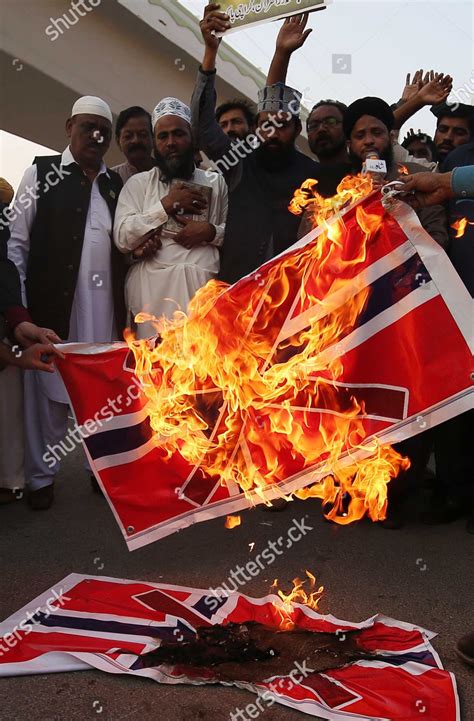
[183,0,473,132]
[2,0,473,191]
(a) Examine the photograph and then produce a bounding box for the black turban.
[343,97,395,138]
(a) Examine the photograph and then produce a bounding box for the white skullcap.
[152,97,192,129]
[71,96,113,123]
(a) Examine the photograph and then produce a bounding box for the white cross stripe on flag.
[53,193,473,549]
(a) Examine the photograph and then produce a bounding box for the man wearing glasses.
[306,100,352,196]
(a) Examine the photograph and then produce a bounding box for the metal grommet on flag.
[381,180,407,207]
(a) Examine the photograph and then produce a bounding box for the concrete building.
[1,0,309,166]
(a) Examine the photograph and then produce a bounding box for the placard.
[217,0,331,36]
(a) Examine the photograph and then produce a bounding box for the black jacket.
[219,148,318,284]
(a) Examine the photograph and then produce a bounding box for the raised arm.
[190,4,233,162]
[200,2,227,73]
[266,13,313,86]
[393,70,453,130]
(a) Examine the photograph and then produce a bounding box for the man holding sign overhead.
[191,4,319,285]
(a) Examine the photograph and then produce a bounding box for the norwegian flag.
[0,574,460,721]
[54,193,473,550]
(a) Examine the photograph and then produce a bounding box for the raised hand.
[418,73,453,105]
[401,70,424,103]
[403,127,430,142]
[200,3,230,51]
[275,13,312,54]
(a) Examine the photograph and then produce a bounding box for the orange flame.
[271,571,324,630]
[125,173,408,525]
[225,514,241,529]
[451,218,473,238]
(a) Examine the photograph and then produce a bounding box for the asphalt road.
[1,445,473,721]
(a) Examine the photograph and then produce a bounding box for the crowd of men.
[0,5,472,551]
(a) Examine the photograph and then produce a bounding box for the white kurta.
[7,146,118,489]
[114,167,228,339]
[8,146,116,403]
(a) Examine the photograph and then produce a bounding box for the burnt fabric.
[0,574,460,721]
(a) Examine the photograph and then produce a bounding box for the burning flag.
[0,573,461,721]
[55,187,473,550]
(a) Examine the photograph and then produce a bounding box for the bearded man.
[345,96,448,248]
[114,98,228,338]
[345,96,449,529]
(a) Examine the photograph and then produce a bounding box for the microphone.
[362,150,387,178]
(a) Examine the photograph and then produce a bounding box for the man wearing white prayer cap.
[114,96,228,340]
[8,96,127,509]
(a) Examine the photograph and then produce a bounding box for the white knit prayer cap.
[71,96,113,123]
[152,97,192,129]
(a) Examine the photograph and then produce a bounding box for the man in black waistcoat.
[7,96,127,510]
[191,4,319,285]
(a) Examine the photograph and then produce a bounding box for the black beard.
[349,143,394,173]
[311,136,347,161]
[155,146,195,181]
[255,142,294,171]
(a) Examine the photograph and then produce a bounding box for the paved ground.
[1,445,473,721]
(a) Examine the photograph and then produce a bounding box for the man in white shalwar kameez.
[114,98,228,338]
[8,96,126,509]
